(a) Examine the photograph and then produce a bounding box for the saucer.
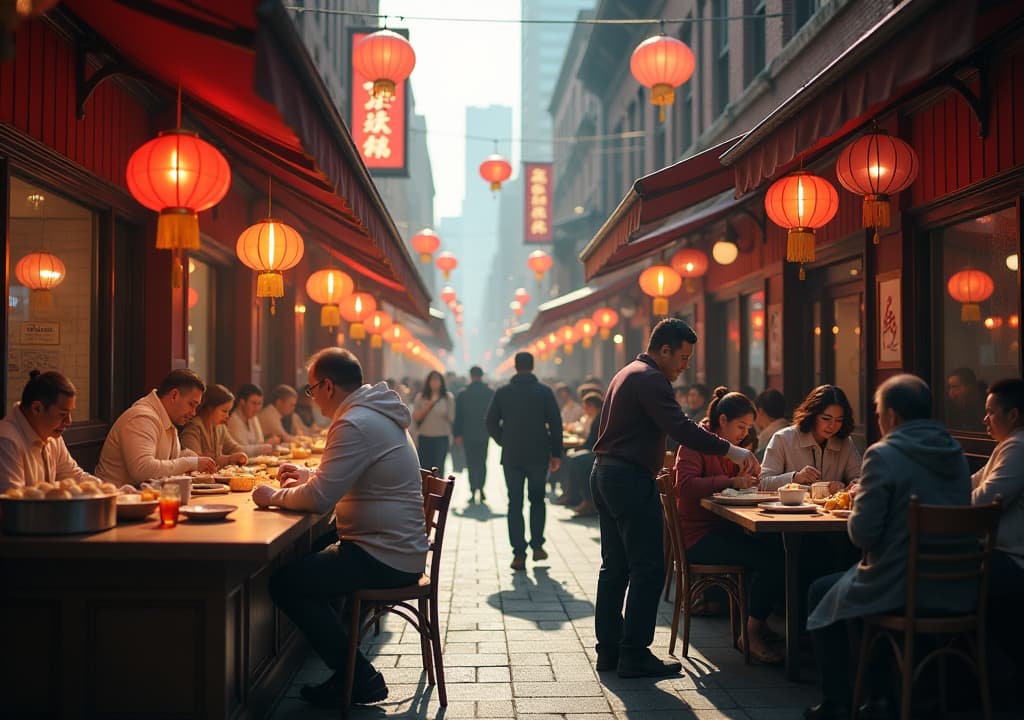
[180,503,235,521]
[757,501,819,514]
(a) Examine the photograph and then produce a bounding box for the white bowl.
[778,487,807,506]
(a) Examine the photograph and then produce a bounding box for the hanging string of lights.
[285,7,789,26]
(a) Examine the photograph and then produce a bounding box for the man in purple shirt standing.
[591,318,761,677]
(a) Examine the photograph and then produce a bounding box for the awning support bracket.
[738,204,767,244]
[75,45,149,120]
[941,60,990,139]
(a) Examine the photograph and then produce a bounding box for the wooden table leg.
[782,532,802,682]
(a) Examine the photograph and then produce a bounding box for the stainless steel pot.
[0,494,117,535]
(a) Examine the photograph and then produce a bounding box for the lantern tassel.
[583,337,592,349]
[653,297,669,316]
[786,228,816,264]
[599,328,610,340]
[257,272,284,299]
[564,344,574,355]
[29,289,54,310]
[156,209,201,250]
[370,334,383,349]
[349,322,366,341]
[863,195,890,245]
[961,303,981,323]
[320,304,341,330]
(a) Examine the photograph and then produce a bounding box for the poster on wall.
[767,304,782,374]
[523,162,553,243]
[349,28,409,176]
[876,272,902,368]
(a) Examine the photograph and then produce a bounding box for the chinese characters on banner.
[523,162,553,243]
[350,29,408,175]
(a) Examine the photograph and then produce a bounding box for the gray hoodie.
[264,382,428,574]
[808,419,972,630]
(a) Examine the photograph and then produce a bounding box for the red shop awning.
[62,0,431,317]
[525,271,637,342]
[719,0,977,196]
[580,136,741,281]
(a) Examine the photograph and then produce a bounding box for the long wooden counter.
[0,493,333,719]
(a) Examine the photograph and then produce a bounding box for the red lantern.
[126,129,231,252]
[764,171,839,280]
[339,292,377,340]
[629,34,696,122]
[527,250,553,281]
[836,129,918,244]
[187,287,199,309]
[411,228,440,263]
[670,248,709,291]
[367,309,393,348]
[440,285,457,307]
[15,251,66,309]
[236,217,304,312]
[558,325,577,354]
[436,251,458,280]
[387,323,408,352]
[305,269,354,329]
[514,287,530,306]
[352,29,416,101]
[593,307,619,340]
[575,317,598,348]
[510,300,523,317]
[479,154,512,192]
[947,269,994,322]
[638,265,682,316]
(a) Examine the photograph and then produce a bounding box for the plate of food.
[757,501,819,514]
[180,503,236,521]
[115,495,159,520]
[711,489,778,506]
[191,483,230,495]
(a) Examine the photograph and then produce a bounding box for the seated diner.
[180,383,248,468]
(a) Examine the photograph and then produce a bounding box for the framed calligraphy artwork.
[876,272,902,368]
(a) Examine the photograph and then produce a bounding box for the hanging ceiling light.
[236,179,304,313]
[670,248,709,291]
[639,264,682,316]
[629,32,696,122]
[367,309,394,348]
[947,269,994,323]
[16,251,65,310]
[764,171,839,280]
[712,239,739,265]
[339,292,377,340]
[592,307,619,339]
[305,268,354,330]
[352,29,416,102]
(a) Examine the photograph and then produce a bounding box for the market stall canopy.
[63,0,431,317]
[525,272,636,342]
[719,0,977,196]
[580,136,741,281]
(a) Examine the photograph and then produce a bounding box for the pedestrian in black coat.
[454,366,495,504]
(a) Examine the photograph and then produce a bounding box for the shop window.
[675,19,694,156]
[745,0,767,85]
[935,207,1020,433]
[744,290,766,394]
[793,0,821,33]
[188,258,214,383]
[6,178,95,416]
[712,0,730,115]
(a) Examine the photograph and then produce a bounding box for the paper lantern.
[670,248,708,291]
[440,285,457,307]
[835,130,918,244]
[126,129,231,253]
[411,228,440,263]
[236,218,304,312]
[593,307,619,339]
[387,323,409,352]
[527,250,553,281]
[352,29,416,101]
[712,240,739,265]
[629,34,696,122]
[764,171,839,280]
[575,317,598,348]
[558,325,576,354]
[514,287,530,306]
[510,300,523,317]
[638,264,682,316]
[947,269,994,322]
[305,269,354,329]
[339,292,377,340]
[367,309,393,348]
[15,251,65,310]
[479,154,512,192]
[436,251,458,280]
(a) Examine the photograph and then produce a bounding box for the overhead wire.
[285,7,788,26]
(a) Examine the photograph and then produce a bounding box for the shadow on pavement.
[451,500,505,522]
[485,566,595,627]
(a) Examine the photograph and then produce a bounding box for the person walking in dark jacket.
[454,366,495,504]
[486,351,563,570]
[591,318,760,679]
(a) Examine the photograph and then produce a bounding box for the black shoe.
[300,672,344,708]
[858,695,896,720]
[803,701,851,720]
[595,653,619,671]
[351,671,388,705]
[533,547,549,561]
[616,651,682,678]
[479,489,486,502]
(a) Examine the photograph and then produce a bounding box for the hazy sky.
[378,0,522,221]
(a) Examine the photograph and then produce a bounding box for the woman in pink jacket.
[675,387,783,663]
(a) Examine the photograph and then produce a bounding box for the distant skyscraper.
[521,0,597,163]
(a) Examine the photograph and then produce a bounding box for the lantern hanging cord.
[285,8,790,26]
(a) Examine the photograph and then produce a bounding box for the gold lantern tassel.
[564,344,574,355]
[787,228,816,281]
[257,271,284,298]
[370,334,383,349]
[600,328,610,340]
[156,208,200,250]
[653,297,669,315]
[863,194,890,245]
[652,83,674,124]
[349,322,366,341]
[961,303,981,323]
[30,289,54,310]
[320,304,340,330]
[583,337,592,349]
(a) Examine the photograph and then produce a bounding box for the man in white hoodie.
[253,348,427,708]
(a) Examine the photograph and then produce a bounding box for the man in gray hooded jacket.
[804,374,972,720]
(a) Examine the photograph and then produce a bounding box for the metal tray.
[1,494,117,535]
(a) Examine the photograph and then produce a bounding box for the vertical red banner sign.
[349,28,408,176]
[523,162,553,243]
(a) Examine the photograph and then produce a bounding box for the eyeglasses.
[303,379,327,398]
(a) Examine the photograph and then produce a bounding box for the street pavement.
[270,444,825,719]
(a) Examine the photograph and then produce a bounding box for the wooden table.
[700,499,848,681]
[0,492,333,718]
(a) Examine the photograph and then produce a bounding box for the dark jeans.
[566,450,595,504]
[990,549,1024,596]
[687,526,783,620]
[591,461,664,659]
[464,439,489,493]
[417,434,449,476]
[270,535,421,683]
[503,464,548,555]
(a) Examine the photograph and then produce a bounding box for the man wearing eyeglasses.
[252,348,427,709]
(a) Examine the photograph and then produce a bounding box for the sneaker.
[533,547,549,561]
[510,554,526,570]
[616,651,682,679]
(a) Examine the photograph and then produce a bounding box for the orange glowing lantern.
[670,248,709,291]
[527,250,553,281]
[514,287,530,306]
[558,324,576,354]
[236,214,304,313]
[339,292,377,340]
[387,323,408,352]
[479,153,512,192]
[630,33,696,122]
[984,316,1003,330]
[547,331,559,348]
[410,228,440,263]
[764,171,839,280]
[835,129,919,244]
[510,300,523,317]
[305,269,354,329]
[367,309,393,348]
[440,285,457,307]
[15,251,66,309]
[638,264,682,316]
[593,307,619,339]
[575,317,598,348]
[947,269,994,322]
[352,29,416,101]
[436,251,458,280]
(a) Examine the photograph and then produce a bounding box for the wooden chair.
[655,469,750,662]
[661,450,677,602]
[341,473,455,712]
[852,497,1001,720]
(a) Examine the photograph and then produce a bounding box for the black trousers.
[503,464,548,555]
[687,525,783,620]
[591,461,663,659]
[417,434,449,476]
[464,439,489,493]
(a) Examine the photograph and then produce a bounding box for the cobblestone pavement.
[270,444,830,719]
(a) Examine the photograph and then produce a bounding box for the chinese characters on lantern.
[523,162,553,243]
[350,29,408,174]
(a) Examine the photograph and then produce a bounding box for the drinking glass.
[159,482,181,528]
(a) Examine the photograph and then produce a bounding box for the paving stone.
[514,681,604,697]
[514,697,612,714]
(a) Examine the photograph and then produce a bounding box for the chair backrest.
[420,468,438,514]
[655,469,688,572]
[663,450,676,471]
[903,496,1002,621]
[422,473,455,582]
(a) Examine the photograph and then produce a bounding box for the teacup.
[778,486,807,506]
[811,482,832,500]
